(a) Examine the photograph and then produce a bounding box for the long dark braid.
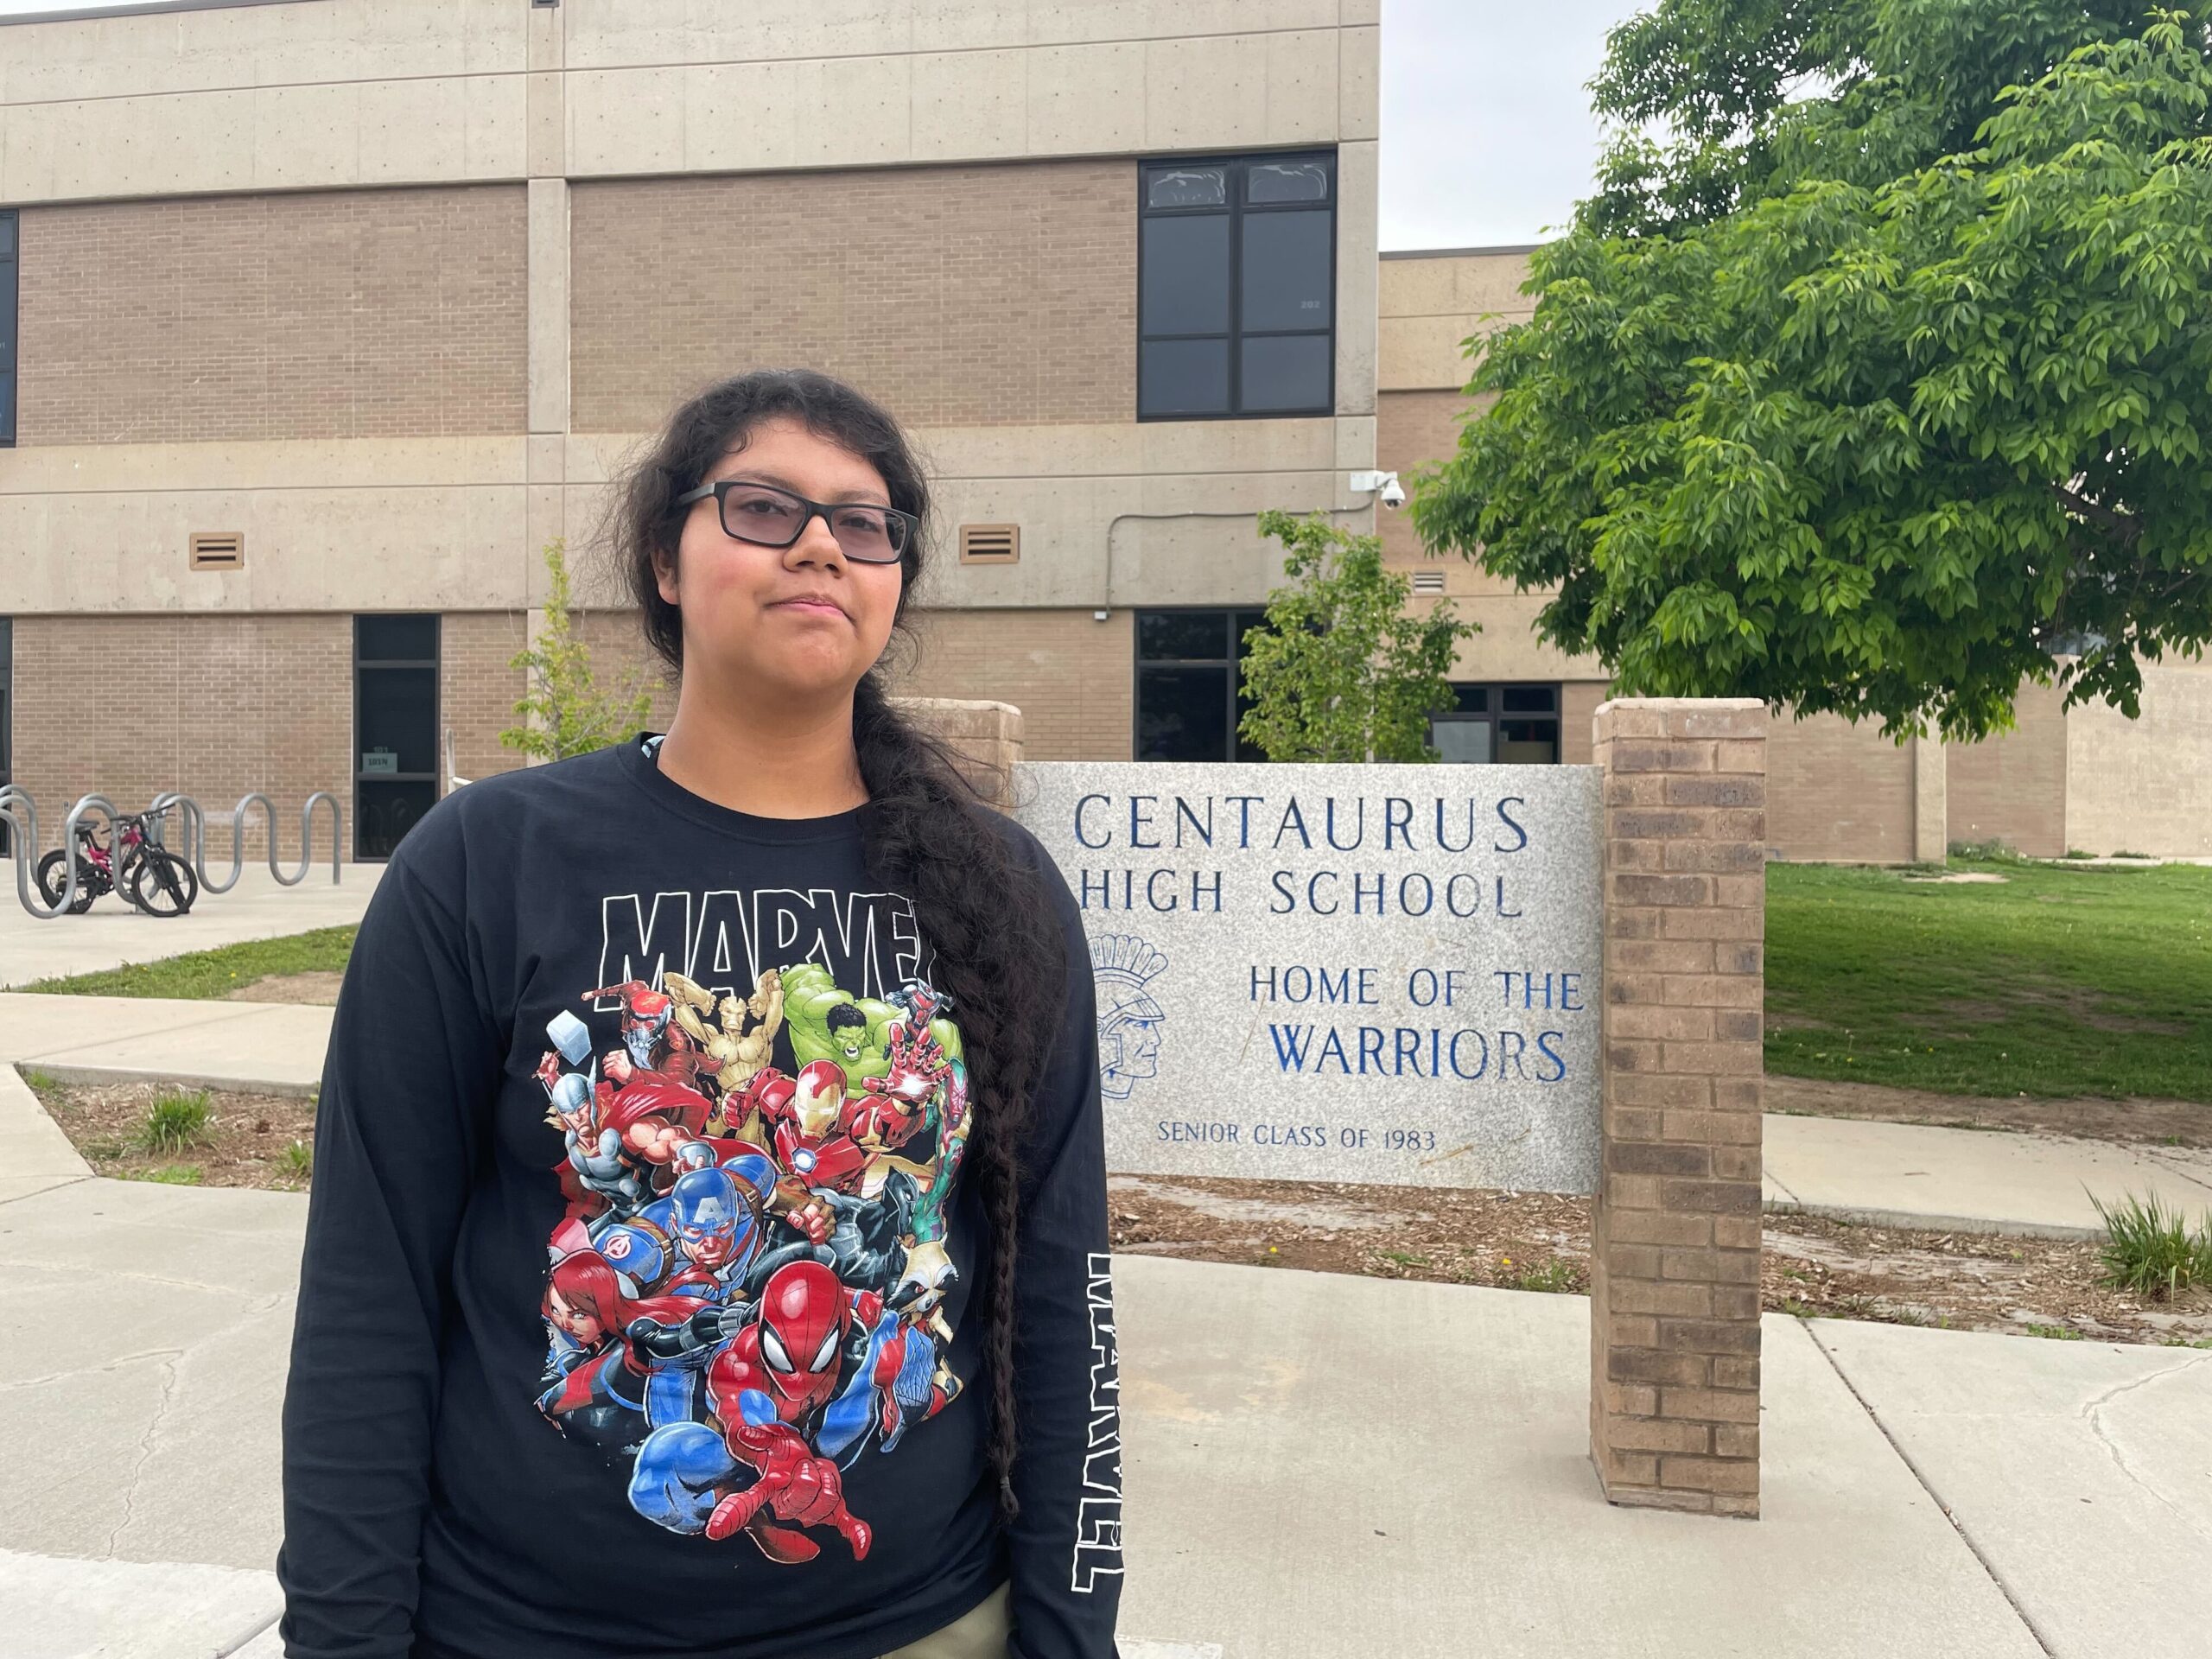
[607,368,1068,1524]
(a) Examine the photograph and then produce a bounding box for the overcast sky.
[1380,0,1645,250]
[1,0,1646,249]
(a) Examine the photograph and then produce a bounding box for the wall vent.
[1411,569,1446,594]
[189,532,245,571]
[959,523,1020,564]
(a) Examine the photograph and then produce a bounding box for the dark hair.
[608,368,1067,1523]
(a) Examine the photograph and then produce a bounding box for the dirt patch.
[1919,983,2192,1038]
[1765,1074,2212,1147]
[1108,1173,2212,1347]
[224,970,345,1006]
[29,1076,315,1189]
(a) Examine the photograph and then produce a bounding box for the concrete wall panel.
[1378,248,1536,391]
[560,0,1345,68]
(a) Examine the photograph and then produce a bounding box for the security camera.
[1351,469,1408,509]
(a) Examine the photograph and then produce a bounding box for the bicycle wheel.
[127,849,199,918]
[35,849,97,915]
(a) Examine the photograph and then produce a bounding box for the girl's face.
[545,1286,604,1345]
[656,416,906,706]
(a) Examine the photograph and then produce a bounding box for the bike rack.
[0,789,127,922]
[155,790,344,893]
[3,786,344,916]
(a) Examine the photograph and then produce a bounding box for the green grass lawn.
[1766,860,2212,1101]
[19,925,357,1000]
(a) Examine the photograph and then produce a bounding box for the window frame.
[1136,151,1338,423]
[0,209,17,448]
[1428,681,1563,765]
[1131,606,1270,761]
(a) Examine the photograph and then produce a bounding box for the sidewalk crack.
[104,1347,185,1558]
[1802,1321,2057,1658]
[2139,1148,2212,1200]
[2078,1357,2212,1546]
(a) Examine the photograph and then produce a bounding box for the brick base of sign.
[893,696,1025,810]
[1589,698,1766,1517]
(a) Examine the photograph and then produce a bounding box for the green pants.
[876,1582,1011,1659]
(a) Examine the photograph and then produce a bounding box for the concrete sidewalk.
[1764,1111,2212,1238]
[3,1169,2207,1658]
[0,862,378,991]
[0,992,332,1103]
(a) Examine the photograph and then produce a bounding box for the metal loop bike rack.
[0,790,125,922]
[3,786,344,916]
[156,790,343,892]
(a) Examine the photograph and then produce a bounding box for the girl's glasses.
[674,479,915,564]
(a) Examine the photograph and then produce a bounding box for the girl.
[277,370,1122,1658]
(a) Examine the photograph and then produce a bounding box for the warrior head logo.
[1090,934,1166,1102]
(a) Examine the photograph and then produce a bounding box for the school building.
[0,0,2202,862]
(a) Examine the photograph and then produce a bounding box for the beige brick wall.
[567,611,680,737]
[10,614,350,859]
[2065,661,2212,857]
[569,163,1135,433]
[15,187,527,445]
[441,612,531,785]
[1377,388,1475,571]
[1946,679,2069,857]
[894,607,1132,762]
[1563,679,1609,766]
[1765,712,1915,861]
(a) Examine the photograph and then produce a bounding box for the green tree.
[501,537,658,761]
[1236,510,1478,763]
[1412,3,2212,739]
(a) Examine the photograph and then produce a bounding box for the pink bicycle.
[36,805,200,917]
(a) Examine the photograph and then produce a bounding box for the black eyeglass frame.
[673,478,917,565]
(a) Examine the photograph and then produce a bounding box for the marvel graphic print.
[531,895,971,1567]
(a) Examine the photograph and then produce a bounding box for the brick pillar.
[1590,697,1766,1517]
[892,696,1025,810]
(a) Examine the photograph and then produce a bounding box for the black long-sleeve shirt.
[277,734,1123,1659]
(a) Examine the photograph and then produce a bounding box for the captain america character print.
[532,926,973,1567]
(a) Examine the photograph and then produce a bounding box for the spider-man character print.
[534,957,974,1565]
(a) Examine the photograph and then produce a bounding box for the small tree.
[501,537,658,762]
[1236,510,1478,763]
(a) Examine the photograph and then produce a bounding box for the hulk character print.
[533,956,972,1566]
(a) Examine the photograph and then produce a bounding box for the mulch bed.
[1108,1172,2212,1348]
[29,1077,315,1189]
[29,1076,2207,1347]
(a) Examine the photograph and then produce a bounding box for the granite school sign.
[1014,762,1604,1193]
[1007,700,1771,1520]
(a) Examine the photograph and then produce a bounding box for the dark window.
[354,614,440,861]
[1138,153,1334,420]
[0,211,16,447]
[0,618,11,854]
[1135,607,1268,760]
[1429,683,1560,764]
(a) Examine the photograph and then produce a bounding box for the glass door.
[353,614,439,861]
